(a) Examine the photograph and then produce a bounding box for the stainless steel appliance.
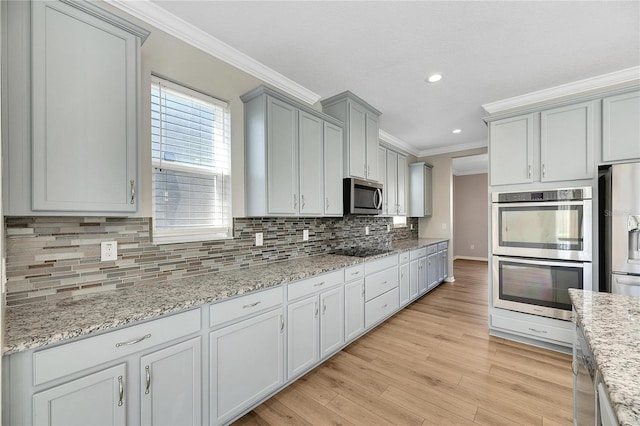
[492,187,593,320]
[343,178,383,215]
[600,162,640,295]
[493,256,591,320]
[492,187,592,261]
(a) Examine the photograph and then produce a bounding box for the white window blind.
[151,76,232,244]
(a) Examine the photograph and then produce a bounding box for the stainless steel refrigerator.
[599,162,640,294]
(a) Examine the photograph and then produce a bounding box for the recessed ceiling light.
[427,73,442,83]
[452,129,462,134]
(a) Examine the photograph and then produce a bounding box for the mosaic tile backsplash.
[5,216,418,305]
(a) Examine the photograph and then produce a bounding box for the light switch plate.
[365,226,370,236]
[101,241,118,261]
[303,230,309,241]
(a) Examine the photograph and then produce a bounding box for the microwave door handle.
[374,188,383,209]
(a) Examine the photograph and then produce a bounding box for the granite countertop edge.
[569,289,640,426]
[3,237,448,356]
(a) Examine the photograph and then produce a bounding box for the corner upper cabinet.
[323,122,344,216]
[409,162,432,217]
[3,0,149,215]
[489,114,534,186]
[321,91,381,182]
[602,90,640,162]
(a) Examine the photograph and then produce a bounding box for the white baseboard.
[453,255,488,262]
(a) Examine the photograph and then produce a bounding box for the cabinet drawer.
[33,308,201,386]
[365,267,398,302]
[365,254,398,275]
[426,244,438,255]
[438,242,448,251]
[210,287,283,327]
[288,269,344,301]
[399,251,410,264]
[490,314,572,344]
[410,248,427,260]
[344,264,365,282]
[365,288,400,329]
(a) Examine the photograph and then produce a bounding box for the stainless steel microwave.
[343,178,383,215]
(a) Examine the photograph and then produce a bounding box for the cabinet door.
[427,253,438,290]
[320,286,345,359]
[324,122,343,215]
[399,263,410,307]
[489,114,534,186]
[267,97,298,214]
[348,102,367,179]
[344,279,365,342]
[31,1,138,212]
[441,249,449,281]
[409,259,419,301]
[378,146,387,214]
[366,113,380,181]
[418,258,428,295]
[602,91,640,162]
[33,364,126,426]
[287,297,319,379]
[386,150,398,215]
[541,101,594,182]
[397,154,407,216]
[140,338,201,426]
[424,165,433,217]
[210,308,284,425]
[299,111,324,215]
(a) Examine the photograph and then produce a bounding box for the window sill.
[152,231,233,245]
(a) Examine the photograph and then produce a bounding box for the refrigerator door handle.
[628,215,640,232]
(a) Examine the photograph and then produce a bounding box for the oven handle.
[492,255,588,268]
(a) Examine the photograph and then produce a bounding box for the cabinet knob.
[130,180,135,204]
[301,195,306,209]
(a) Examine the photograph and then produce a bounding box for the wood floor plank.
[233,260,574,426]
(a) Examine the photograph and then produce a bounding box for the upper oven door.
[492,200,592,261]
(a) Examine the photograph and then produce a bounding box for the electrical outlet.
[303,229,309,241]
[101,241,118,261]
[255,232,263,246]
[365,226,370,236]
[387,224,391,233]
[470,244,475,250]
[410,224,414,230]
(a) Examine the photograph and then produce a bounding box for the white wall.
[453,173,488,260]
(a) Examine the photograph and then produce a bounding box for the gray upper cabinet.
[386,150,398,216]
[378,146,408,216]
[243,86,344,217]
[2,0,148,215]
[540,101,595,182]
[602,90,640,162]
[489,114,534,186]
[321,91,381,182]
[397,154,407,216]
[409,162,432,217]
[378,146,388,214]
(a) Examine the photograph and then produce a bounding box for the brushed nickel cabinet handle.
[280,314,284,332]
[242,301,261,309]
[293,194,297,209]
[314,281,325,287]
[314,302,319,317]
[528,327,547,334]
[115,334,151,347]
[145,365,151,395]
[326,198,329,210]
[528,165,532,179]
[542,164,546,178]
[323,301,327,315]
[118,376,124,406]
[382,304,388,309]
[130,180,135,204]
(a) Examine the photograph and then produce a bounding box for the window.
[151,76,231,244]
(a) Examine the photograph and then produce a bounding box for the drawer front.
[490,314,572,344]
[399,251,410,264]
[365,267,398,302]
[344,264,365,282]
[365,254,398,275]
[33,308,201,386]
[210,286,283,327]
[288,269,344,301]
[438,242,448,251]
[410,248,427,260]
[365,288,400,329]
[426,244,438,255]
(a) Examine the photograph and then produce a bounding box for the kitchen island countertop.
[4,237,447,355]
[569,289,640,426]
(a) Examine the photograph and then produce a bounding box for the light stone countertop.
[3,238,447,355]
[569,289,640,426]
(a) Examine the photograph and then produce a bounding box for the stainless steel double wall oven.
[492,187,592,320]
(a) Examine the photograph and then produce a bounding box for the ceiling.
[121,1,639,156]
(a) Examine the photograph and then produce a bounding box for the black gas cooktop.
[331,247,394,258]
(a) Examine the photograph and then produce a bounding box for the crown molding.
[104,0,321,105]
[482,66,640,115]
[378,130,419,157]
[453,168,487,176]
[417,140,487,158]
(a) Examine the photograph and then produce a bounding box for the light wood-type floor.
[234,259,573,426]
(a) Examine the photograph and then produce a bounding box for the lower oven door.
[493,256,592,320]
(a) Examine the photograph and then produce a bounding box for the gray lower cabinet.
[2,0,148,215]
[344,265,366,343]
[33,364,127,426]
[409,162,433,217]
[427,252,439,291]
[399,262,410,307]
[602,90,640,162]
[210,308,285,425]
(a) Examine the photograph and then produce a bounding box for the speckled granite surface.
[4,238,447,355]
[569,289,640,426]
